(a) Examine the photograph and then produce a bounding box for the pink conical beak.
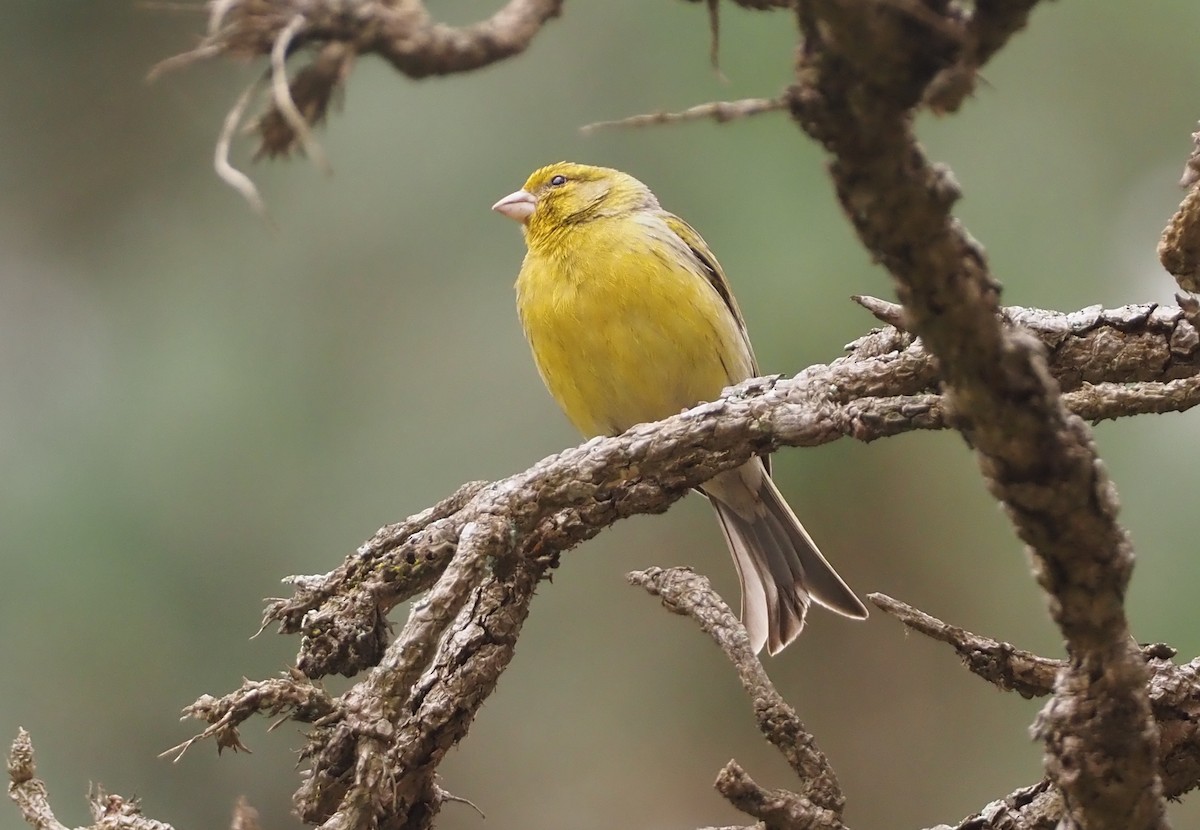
[492,189,537,223]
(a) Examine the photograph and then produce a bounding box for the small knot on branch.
[1160,123,1200,293]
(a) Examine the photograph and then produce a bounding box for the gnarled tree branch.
[46,3,1193,830]
[151,0,563,206]
[869,595,1200,827]
[157,300,1200,830]
[788,1,1166,825]
[8,730,176,830]
[633,566,848,829]
[260,298,1200,680]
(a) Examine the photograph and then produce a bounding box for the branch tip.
[870,593,1061,699]
[852,294,907,328]
[215,78,273,223]
[267,14,333,175]
[580,97,785,134]
[145,43,222,82]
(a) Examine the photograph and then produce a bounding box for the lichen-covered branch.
[255,299,1200,682]
[8,730,175,830]
[869,593,1061,699]
[119,4,1200,830]
[631,567,845,823]
[787,1,1166,826]
[869,596,1200,828]
[161,674,336,761]
[7,730,70,830]
[156,299,1200,830]
[292,519,543,830]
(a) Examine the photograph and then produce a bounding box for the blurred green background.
[3,2,1199,828]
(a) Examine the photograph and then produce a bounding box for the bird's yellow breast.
[515,215,751,438]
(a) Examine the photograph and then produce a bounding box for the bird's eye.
[549,174,567,186]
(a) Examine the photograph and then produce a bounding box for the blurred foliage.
[2,2,1200,829]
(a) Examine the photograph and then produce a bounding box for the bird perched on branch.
[492,162,867,655]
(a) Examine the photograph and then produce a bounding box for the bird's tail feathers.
[709,470,867,656]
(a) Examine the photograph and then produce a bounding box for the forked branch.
[159,301,1200,830]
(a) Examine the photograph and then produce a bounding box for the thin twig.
[438,789,486,820]
[214,78,271,222]
[269,14,332,174]
[581,97,785,133]
[145,42,222,82]
[704,0,729,82]
[870,593,1060,698]
[162,674,334,761]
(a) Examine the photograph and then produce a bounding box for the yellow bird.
[492,162,867,655]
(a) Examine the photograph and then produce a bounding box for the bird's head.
[492,162,659,241]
